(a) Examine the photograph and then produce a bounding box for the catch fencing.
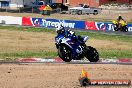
[1,6,132,14]
[0,6,61,14]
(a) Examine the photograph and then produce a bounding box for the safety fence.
[0,16,132,32]
[0,6,62,14]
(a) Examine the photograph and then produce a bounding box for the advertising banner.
[128,24,132,32]
[96,22,114,31]
[85,21,98,31]
[85,21,132,32]
[85,21,114,31]
[22,17,132,32]
[22,17,33,26]
[22,17,85,29]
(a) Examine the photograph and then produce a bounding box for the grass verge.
[99,50,132,59]
[0,25,132,60]
[0,51,57,61]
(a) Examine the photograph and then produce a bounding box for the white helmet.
[56,25,64,32]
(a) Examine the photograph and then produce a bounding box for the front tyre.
[84,46,99,62]
[58,46,72,62]
[113,25,118,31]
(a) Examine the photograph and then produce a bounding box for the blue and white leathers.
[55,29,89,60]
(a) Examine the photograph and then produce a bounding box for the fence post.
[32,6,33,13]
[6,7,8,12]
[19,7,20,13]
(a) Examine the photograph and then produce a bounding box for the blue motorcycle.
[55,31,99,62]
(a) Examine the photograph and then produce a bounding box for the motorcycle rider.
[55,25,87,45]
[116,15,126,28]
[117,15,124,22]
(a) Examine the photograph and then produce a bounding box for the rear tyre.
[123,26,128,32]
[93,12,98,15]
[77,10,82,15]
[58,46,72,62]
[93,10,98,15]
[86,13,89,15]
[84,46,99,62]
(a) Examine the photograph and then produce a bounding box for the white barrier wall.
[0,16,22,25]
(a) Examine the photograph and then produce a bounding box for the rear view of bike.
[112,20,128,32]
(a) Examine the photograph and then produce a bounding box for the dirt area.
[0,63,131,88]
[0,10,132,22]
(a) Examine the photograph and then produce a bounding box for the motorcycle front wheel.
[84,46,99,62]
[58,46,72,62]
[113,25,118,31]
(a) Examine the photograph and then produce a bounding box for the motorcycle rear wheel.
[84,46,99,62]
[123,26,128,32]
[58,46,72,62]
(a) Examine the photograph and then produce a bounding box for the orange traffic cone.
[81,68,88,78]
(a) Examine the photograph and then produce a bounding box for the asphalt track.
[0,61,132,65]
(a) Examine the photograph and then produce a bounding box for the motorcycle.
[55,31,99,62]
[112,20,128,32]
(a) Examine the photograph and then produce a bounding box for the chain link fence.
[0,6,63,15]
[0,5,132,22]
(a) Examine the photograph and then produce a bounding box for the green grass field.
[0,25,132,60]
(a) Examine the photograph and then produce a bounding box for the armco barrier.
[0,16,22,25]
[0,16,132,32]
[22,17,85,29]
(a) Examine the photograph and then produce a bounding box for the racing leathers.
[56,27,84,45]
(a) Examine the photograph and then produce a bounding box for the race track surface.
[0,63,131,88]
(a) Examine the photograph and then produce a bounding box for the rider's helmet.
[117,14,123,21]
[56,25,64,34]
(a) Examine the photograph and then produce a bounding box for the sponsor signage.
[128,24,132,32]
[85,21,114,31]
[85,21,132,32]
[96,22,114,31]
[22,17,85,29]
[22,17,132,31]
[85,21,98,31]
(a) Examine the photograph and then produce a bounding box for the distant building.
[55,0,132,7]
[100,0,132,6]
[0,0,131,8]
[0,0,36,8]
